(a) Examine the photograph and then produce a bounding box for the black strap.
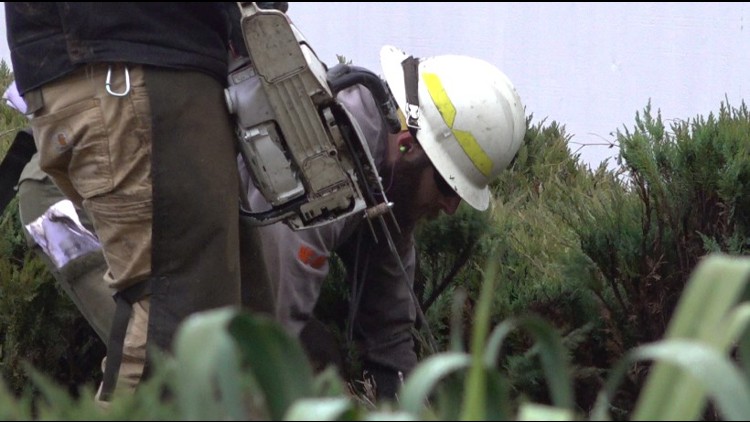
[98,279,152,402]
[0,128,36,214]
[401,56,421,131]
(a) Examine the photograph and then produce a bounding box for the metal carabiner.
[105,65,131,97]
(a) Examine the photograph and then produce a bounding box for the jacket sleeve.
[244,173,353,336]
[338,227,419,376]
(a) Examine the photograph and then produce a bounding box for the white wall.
[3,2,749,168]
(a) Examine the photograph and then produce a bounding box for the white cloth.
[25,200,102,269]
[3,81,28,115]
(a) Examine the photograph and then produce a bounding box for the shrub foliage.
[2,59,750,419]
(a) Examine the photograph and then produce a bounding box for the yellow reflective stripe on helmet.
[453,129,493,176]
[423,72,493,177]
[423,73,456,126]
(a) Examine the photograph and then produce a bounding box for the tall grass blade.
[173,308,245,420]
[593,339,750,421]
[399,352,471,416]
[632,254,750,420]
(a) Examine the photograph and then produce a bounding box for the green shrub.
[3,253,749,421]
[4,54,750,419]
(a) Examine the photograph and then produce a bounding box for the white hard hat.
[380,45,525,211]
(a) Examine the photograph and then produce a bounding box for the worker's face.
[385,131,462,228]
[426,160,463,216]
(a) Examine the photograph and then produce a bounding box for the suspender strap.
[98,279,152,402]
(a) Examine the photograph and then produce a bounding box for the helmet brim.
[379,46,410,123]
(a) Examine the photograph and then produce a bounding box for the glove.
[364,362,403,402]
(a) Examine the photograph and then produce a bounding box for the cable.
[336,97,439,356]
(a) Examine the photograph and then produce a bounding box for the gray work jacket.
[242,85,419,374]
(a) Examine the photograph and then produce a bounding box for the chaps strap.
[98,279,152,402]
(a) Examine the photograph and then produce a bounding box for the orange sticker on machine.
[298,245,327,269]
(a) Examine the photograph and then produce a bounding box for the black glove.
[364,362,403,402]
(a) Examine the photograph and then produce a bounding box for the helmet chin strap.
[401,55,421,132]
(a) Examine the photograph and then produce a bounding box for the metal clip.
[105,65,131,97]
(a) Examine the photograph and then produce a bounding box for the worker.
[241,44,526,400]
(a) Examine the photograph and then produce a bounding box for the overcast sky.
[2,3,749,169]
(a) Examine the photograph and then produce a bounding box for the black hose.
[327,64,402,134]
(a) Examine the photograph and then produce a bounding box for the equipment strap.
[98,279,152,402]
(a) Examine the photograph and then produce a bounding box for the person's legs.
[31,63,244,400]
[29,64,154,400]
[145,65,242,352]
[17,169,115,342]
[240,217,276,317]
